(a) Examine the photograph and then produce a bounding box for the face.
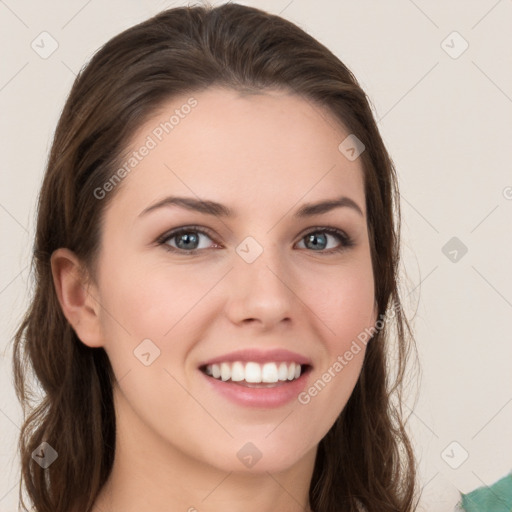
[90,86,377,474]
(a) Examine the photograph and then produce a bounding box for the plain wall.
[1,1,511,510]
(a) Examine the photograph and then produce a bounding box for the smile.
[202,361,306,384]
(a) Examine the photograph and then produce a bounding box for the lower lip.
[199,368,311,408]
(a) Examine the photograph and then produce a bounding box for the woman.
[13,3,419,511]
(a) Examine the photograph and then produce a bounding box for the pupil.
[178,232,198,249]
[306,233,326,250]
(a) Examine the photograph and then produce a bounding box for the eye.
[296,227,354,253]
[157,226,218,254]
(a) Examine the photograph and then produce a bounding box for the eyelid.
[155,225,218,251]
[295,226,353,252]
[156,225,215,243]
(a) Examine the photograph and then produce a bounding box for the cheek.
[309,257,375,349]
[331,278,375,347]
[299,257,374,411]
[96,253,223,381]
[98,253,213,337]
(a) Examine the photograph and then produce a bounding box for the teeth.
[231,361,245,382]
[278,362,288,381]
[245,362,261,383]
[261,362,278,383]
[287,362,296,380]
[220,362,230,381]
[212,364,221,379]
[204,361,304,384]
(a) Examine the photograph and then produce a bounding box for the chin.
[201,438,315,475]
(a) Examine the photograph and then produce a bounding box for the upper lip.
[198,348,312,368]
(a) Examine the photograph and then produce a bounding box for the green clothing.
[458,472,512,512]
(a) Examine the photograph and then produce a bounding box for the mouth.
[197,348,313,407]
[199,361,313,388]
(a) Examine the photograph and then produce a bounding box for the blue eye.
[157,225,353,255]
[158,226,216,253]
[296,228,353,252]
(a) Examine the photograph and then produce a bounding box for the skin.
[52,87,377,512]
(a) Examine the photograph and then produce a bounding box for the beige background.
[1,1,511,510]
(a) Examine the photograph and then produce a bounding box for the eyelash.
[156,225,354,255]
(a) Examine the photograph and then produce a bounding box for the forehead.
[108,86,366,219]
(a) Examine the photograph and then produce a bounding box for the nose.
[224,242,296,329]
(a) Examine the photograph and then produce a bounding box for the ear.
[50,248,104,348]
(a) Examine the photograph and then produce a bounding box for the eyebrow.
[138,195,364,218]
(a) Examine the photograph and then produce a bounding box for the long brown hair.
[12,3,420,511]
